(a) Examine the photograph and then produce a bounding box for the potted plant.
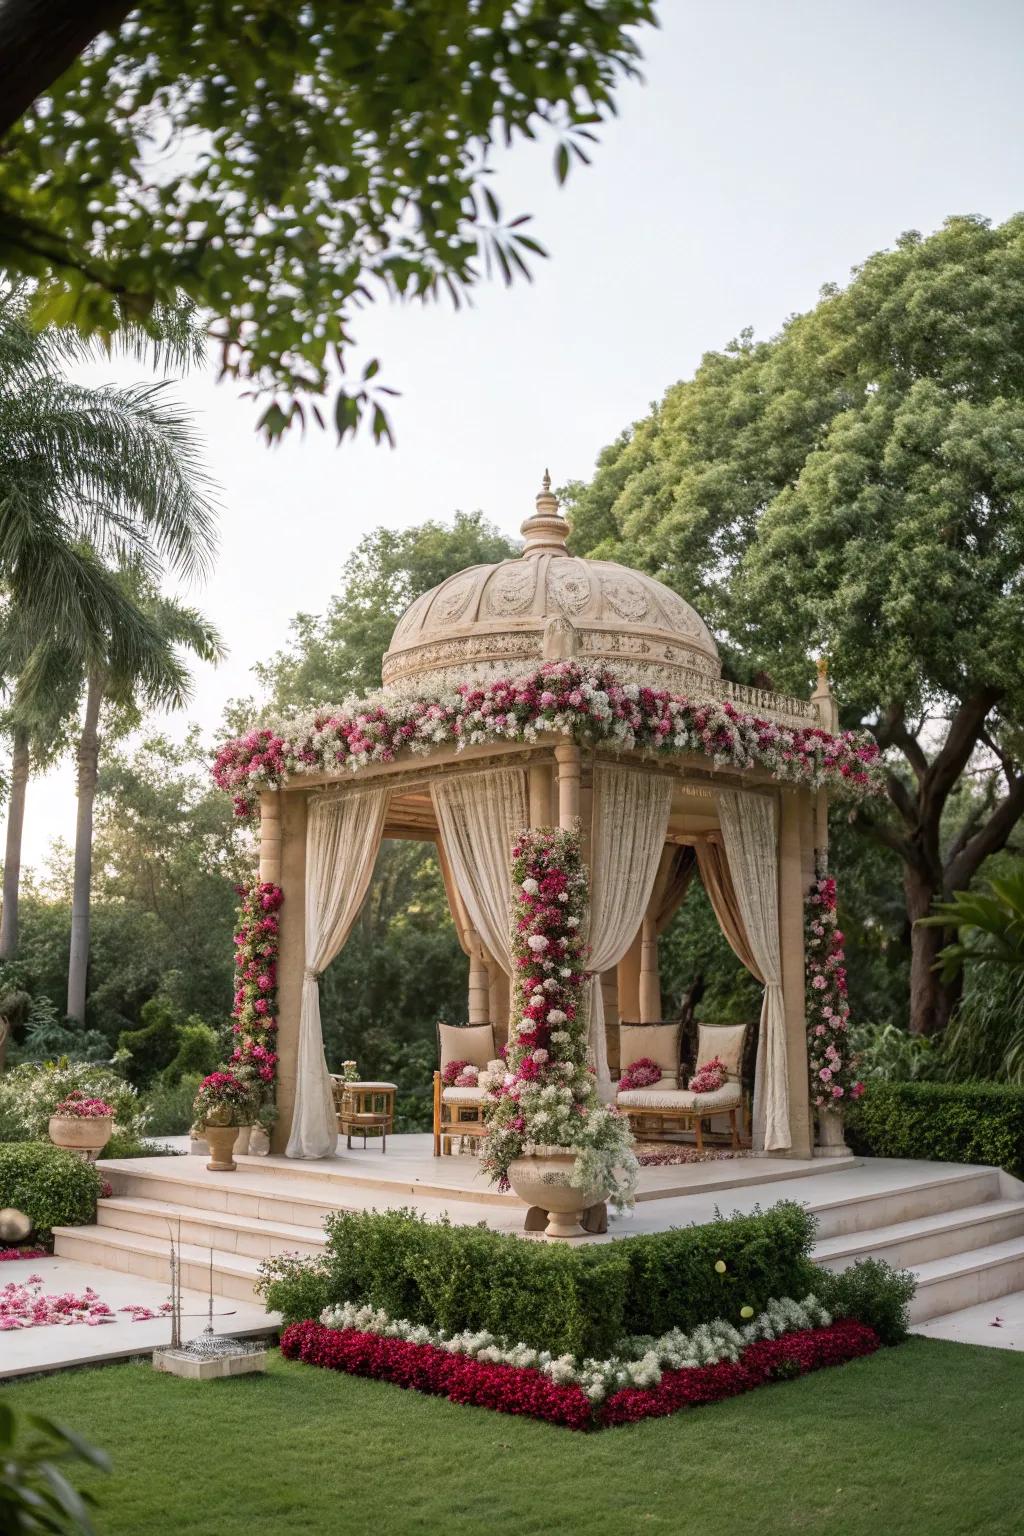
[47,1091,115,1161]
[191,1071,256,1172]
[481,827,636,1236]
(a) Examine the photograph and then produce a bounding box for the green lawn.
[4,1338,1022,1535]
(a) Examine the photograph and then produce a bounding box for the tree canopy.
[566,214,1024,1033]
[0,0,656,441]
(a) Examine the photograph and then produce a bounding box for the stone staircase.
[53,1156,1024,1326]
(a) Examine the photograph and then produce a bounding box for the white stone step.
[97,1196,328,1261]
[807,1165,1002,1239]
[814,1199,1024,1272]
[908,1236,1024,1322]
[52,1225,267,1304]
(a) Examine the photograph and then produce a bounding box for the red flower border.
[280,1318,880,1430]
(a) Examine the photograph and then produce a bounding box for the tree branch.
[0,0,133,142]
[871,703,929,785]
[921,688,1001,825]
[945,773,1024,893]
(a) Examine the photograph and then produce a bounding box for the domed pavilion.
[225,474,871,1186]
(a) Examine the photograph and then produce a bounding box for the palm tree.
[0,286,218,960]
[66,578,224,1024]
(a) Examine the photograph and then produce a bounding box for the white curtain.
[589,764,673,1095]
[286,786,391,1159]
[431,768,528,980]
[717,789,790,1152]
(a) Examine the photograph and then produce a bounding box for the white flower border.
[320,1292,832,1403]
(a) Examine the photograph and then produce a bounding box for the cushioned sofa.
[616,1021,748,1150]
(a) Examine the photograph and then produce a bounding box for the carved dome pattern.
[381,475,722,695]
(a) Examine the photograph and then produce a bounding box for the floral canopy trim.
[211,661,882,817]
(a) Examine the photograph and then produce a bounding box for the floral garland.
[228,881,283,1116]
[480,827,637,1205]
[211,661,883,818]
[806,875,864,1109]
[281,1316,880,1430]
[318,1292,834,1403]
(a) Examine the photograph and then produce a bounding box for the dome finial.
[522,468,568,555]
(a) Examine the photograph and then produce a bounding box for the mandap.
[214,475,877,1171]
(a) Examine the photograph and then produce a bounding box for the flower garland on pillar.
[480,827,637,1205]
[805,876,864,1110]
[229,880,284,1118]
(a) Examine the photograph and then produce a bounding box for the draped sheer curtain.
[589,763,673,1094]
[286,786,391,1159]
[431,768,528,992]
[715,790,790,1152]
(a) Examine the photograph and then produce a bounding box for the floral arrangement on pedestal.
[211,661,883,819]
[51,1093,114,1120]
[191,1071,256,1132]
[228,880,283,1125]
[480,826,637,1206]
[806,875,864,1109]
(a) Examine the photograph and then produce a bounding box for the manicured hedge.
[845,1081,1024,1179]
[0,1142,102,1237]
[261,1201,819,1358]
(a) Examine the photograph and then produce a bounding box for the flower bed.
[280,1316,880,1430]
[481,825,636,1203]
[212,661,882,818]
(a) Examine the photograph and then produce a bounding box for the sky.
[21,0,1024,868]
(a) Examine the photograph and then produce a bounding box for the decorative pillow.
[619,1057,663,1092]
[688,1056,728,1095]
[441,1060,481,1088]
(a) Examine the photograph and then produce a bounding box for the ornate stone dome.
[381,474,722,695]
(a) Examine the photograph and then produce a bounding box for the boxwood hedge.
[845,1081,1024,1178]
[0,1142,102,1237]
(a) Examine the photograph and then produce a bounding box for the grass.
[4,1338,1023,1535]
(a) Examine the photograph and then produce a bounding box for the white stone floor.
[0,1255,279,1380]
[912,1291,1024,1351]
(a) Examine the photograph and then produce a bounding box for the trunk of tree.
[0,0,133,140]
[904,865,960,1037]
[0,725,31,961]
[67,673,103,1025]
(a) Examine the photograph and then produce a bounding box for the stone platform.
[44,1135,1024,1336]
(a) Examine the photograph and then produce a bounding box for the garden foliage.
[0,1143,101,1237]
[845,1081,1024,1178]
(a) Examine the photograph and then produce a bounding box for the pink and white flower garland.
[806,876,864,1109]
[480,827,636,1204]
[212,661,882,818]
[228,880,283,1108]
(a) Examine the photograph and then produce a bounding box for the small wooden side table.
[332,1080,397,1151]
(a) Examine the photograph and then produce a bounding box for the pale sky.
[20,0,1024,868]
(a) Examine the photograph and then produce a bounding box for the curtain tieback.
[303,966,322,983]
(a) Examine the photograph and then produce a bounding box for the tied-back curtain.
[656,845,697,935]
[286,786,391,1159]
[695,840,762,978]
[715,790,790,1153]
[590,763,673,1092]
[431,768,528,980]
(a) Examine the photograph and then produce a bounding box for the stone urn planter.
[815,1106,850,1158]
[233,1124,254,1156]
[204,1124,238,1173]
[507,1150,607,1239]
[48,1114,113,1163]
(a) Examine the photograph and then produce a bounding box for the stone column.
[271,791,307,1154]
[529,761,554,827]
[258,790,282,886]
[554,742,581,828]
[638,911,661,1022]
[778,790,813,1159]
[467,934,490,1025]
[617,933,641,1022]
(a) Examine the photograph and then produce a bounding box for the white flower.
[532,1048,549,1064]
[521,878,539,895]
[567,916,580,928]
[546,1009,567,1024]
[527,935,548,952]
[557,892,569,902]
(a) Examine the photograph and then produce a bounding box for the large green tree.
[566,214,1024,1036]
[0,1,656,441]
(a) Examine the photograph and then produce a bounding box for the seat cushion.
[441,1086,487,1104]
[618,1023,681,1079]
[616,1082,742,1112]
[438,1023,496,1071]
[696,1023,747,1078]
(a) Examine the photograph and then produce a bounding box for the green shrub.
[816,1258,916,1345]
[116,997,183,1086]
[0,1060,146,1141]
[142,1073,203,1135]
[260,1201,819,1358]
[845,1080,1024,1178]
[164,1021,221,1083]
[103,1130,182,1159]
[0,1142,101,1236]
